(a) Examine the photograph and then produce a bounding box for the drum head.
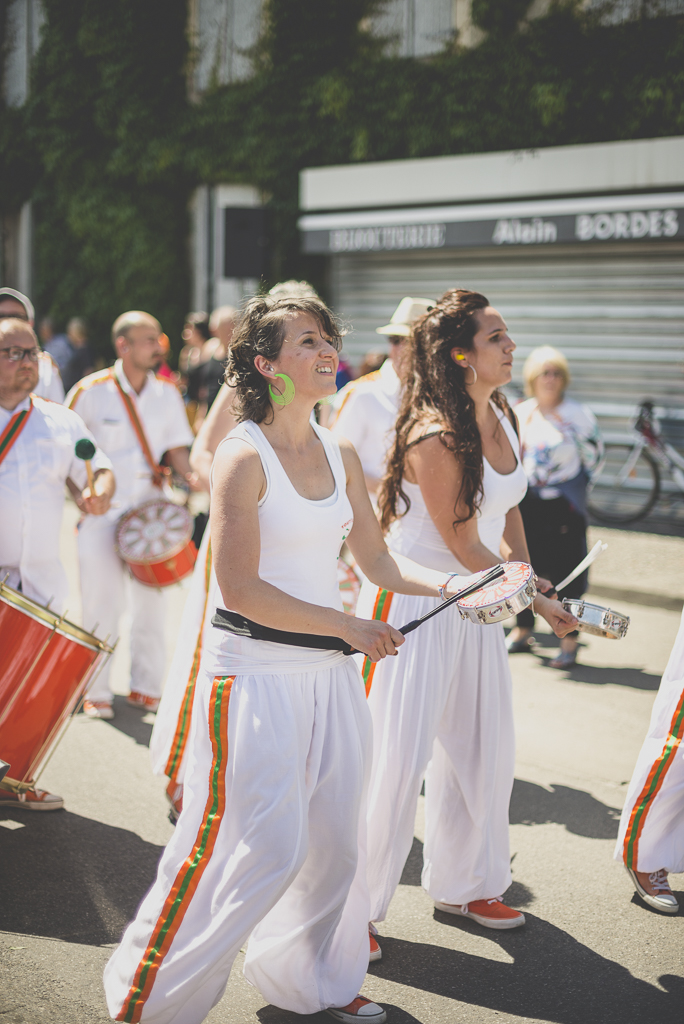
[116,500,193,563]
[457,561,532,609]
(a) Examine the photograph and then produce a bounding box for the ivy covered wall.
[1,0,683,357]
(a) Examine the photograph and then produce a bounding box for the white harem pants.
[615,606,684,874]
[356,584,516,922]
[104,656,372,1024]
[149,527,215,786]
[78,512,166,702]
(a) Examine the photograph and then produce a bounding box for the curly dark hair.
[225,295,343,424]
[378,288,514,531]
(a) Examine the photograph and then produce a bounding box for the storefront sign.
[300,195,684,254]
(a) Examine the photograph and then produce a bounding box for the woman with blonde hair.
[506,345,603,667]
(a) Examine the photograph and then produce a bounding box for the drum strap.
[0,397,33,466]
[212,608,353,654]
[109,370,169,488]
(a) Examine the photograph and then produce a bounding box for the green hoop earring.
[268,372,295,406]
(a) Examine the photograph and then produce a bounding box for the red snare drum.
[115,499,198,588]
[0,581,113,791]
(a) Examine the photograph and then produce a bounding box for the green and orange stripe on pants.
[164,541,213,784]
[622,685,684,869]
[117,674,234,1023]
[361,588,394,698]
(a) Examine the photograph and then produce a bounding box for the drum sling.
[109,369,169,488]
[0,397,32,466]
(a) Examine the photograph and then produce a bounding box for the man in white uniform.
[0,318,114,811]
[330,298,433,494]
[67,311,197,720]
[615,605,684,913]
[0,288,65,402]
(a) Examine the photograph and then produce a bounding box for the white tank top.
[386,402,528,573]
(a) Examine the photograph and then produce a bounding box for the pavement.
[0,505,682,1024]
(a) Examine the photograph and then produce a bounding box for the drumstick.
[344,565,507,656]
[75,438,96,493]
[554,540,607,594]
[399,564,506,636]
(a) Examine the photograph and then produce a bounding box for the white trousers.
[104,658,372,1024]
[615,606,684,874]
[150,527,215,784]
[78,515,166,702]
[356,584,515,921]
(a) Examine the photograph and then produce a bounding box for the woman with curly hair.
[356,289,576,942]
[105,294,482,1024]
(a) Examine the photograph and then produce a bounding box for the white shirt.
[34,351,65,403]
[0,395,111,609]
[516,397,603,490]
[66,360,194,515]
[330,359,400,482]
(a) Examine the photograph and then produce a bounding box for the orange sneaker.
[127,691,160,712]
[326,996,387,1023]
[369,928,382,963]
[0,787,64,811]
[435,896,525,930]
[83,699,114,720]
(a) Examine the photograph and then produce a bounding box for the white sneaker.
[326,997,387,1023]
[627,867,679,914]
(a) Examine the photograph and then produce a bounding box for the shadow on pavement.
[0,810,162,945]
[371,916,680,1024]
[510,779,621,839]
[560,663,662,690]
[257,1008,423,1024]
[92,695,155,747]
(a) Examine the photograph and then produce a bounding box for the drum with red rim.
[115,499,198,588]
[456,561,536,625]
[0,581,113,791]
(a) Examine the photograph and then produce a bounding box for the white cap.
[375,297,434,337]
[0,287,34,323]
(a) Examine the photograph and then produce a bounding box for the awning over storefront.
[300,192,684,254]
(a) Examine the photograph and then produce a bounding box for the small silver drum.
[457,562,537,625]
[561,598,630,639]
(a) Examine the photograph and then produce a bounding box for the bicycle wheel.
[587,444,660,524]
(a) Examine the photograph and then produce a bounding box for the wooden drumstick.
[75,437,96,494]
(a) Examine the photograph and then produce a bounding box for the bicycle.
[587,401,684,525]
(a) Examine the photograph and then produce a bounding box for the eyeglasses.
[0,346,40,362]
[539,368,564,378]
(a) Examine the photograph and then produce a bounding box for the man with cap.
[0,288,65,402]
[67,310,198,720]
[0,316,114,811]
[330,298,433,495]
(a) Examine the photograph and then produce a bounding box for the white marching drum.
[561,598,630,639]
[456,561,536,625]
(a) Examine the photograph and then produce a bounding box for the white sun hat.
[375,296,434,337]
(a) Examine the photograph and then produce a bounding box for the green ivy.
[0,0,683,359]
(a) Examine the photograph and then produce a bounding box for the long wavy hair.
[378,288,513,531]
[225,295,343,424]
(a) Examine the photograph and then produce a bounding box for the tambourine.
[561,598,630,639]
[456,561,537,625]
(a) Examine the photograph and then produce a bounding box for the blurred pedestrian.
[187,305,236,429]
[66,310,198,720]
[329,297,434,495]
[357,350,386,378]
[506,345,603,668]
[39,316,71,375]
[0,288,65,401]
[179,311,211,378]
[61,317,94,393]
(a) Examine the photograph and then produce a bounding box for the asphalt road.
[1,507,682,1024]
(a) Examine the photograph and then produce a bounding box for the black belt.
[212,608,354,654]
